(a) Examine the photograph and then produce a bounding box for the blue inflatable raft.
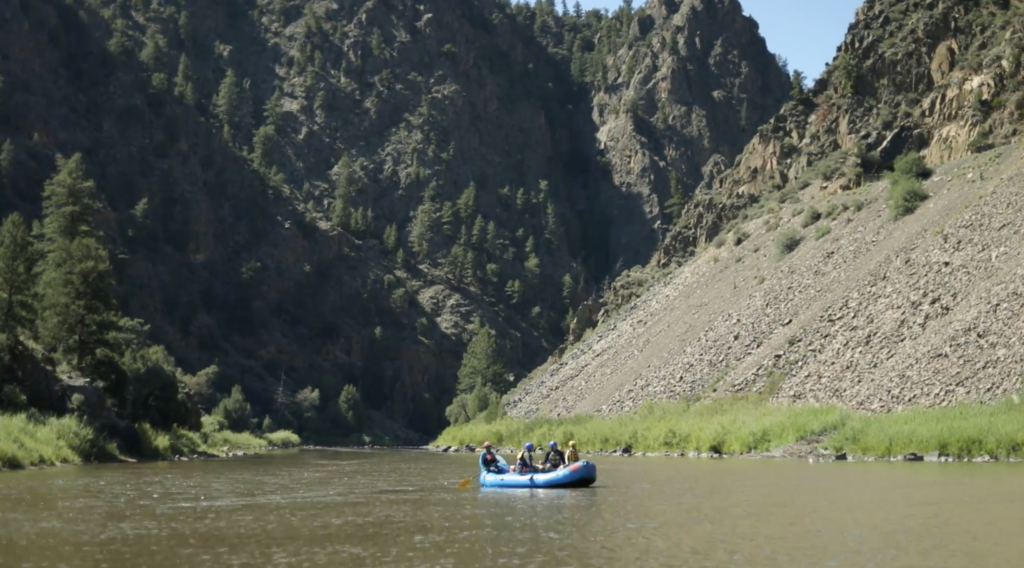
[478,455,597,488]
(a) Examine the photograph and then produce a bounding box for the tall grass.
[1,411,302,470]
[827,399,1024,459]
[434,394,1024,460]
[436,395,847,455]
[0,412,117,469]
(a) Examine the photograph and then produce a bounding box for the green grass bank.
[0,412,301,470]
[433,394,1024,460]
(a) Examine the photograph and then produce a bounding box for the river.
[2,449,1022,567]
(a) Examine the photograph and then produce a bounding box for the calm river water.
[2,449,1023,567]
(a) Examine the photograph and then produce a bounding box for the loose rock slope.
[505,143,1024,419]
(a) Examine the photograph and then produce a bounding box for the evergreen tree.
[486,221,499,255]
[0,213,36,339]
[35,154,120,370]
[561,273,574,305]
[331,155,358,228]
[213,70,251,142]
[0,138,13,189]
[457,182,477,223]
[264,87,284,127]
[444,327,507,425]
[383,222,399,253]
[140,28,169,92]
[251,124,277,173]
[337,384,366,434]
[37,154,103,248]
[36,237,119,370]
[790,69,808,100]
[173,54,198,105]
[470,215,485,249]
[409,201,439,260]
[213,385,254,432]
[663,170,687,222]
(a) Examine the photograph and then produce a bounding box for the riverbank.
[0,412,301,471]
[432,394,1024,462]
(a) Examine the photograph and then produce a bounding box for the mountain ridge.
[0,0,788,444]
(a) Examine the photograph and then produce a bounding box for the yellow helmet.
[569,441,576,447]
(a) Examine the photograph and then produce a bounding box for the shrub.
[892,151,932,180]
[887,176,929,219]
[823,202,842,219]
[264,430,301,447]
[775,229,802,257]
[814,225,832,240]
[712,234,727,248]
[731,229,750,247]
[800,206,822,228]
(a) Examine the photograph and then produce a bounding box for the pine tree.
[37,234,119,370]
[471,215,485,248]
[213,385,254,432]
[35,154,120,370]
[337,384,366,434]
[790,69,808,101]
[264,87,284,127]
[544,202,558,245]
[457,182,477,223]
[663,170,687,222]
[37,154,102,247]
[515,187,527,210]
[140,28,169,92]
[486,221,499,255]
[0,213,36,339]
[173,54,198,105]
[561,273,574,305]
[383,222,399,253]
[251,124,277,173]
[370,29,386,57]
[410,201,439,260]
[331,155,357,228]
[455,327,506,394]
[0,138,14,189]
[213,70,239,136]
[440,202,457,237]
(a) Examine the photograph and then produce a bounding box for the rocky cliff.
[660,0,1024,260]
[506,0,1024,420]
[582,0,790,269]
[0,0,786,439]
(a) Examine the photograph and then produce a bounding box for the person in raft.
[564,440,580,465]
[542,441,565,471]
[479,441,503,473]
[515,442,537,474]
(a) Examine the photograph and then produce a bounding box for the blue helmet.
[524,442,534,451]
[549,441,558,448]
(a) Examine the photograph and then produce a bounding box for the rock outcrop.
[589,0,790,269]
[660,0,1024,260]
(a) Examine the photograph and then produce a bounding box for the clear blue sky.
[576,0,864,80]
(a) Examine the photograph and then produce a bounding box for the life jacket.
[482,452,497,467]
[565,447,579,463]
[547,449,564,467]
[516,450,533,470]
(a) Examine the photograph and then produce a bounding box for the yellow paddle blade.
[456,477,473,489]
